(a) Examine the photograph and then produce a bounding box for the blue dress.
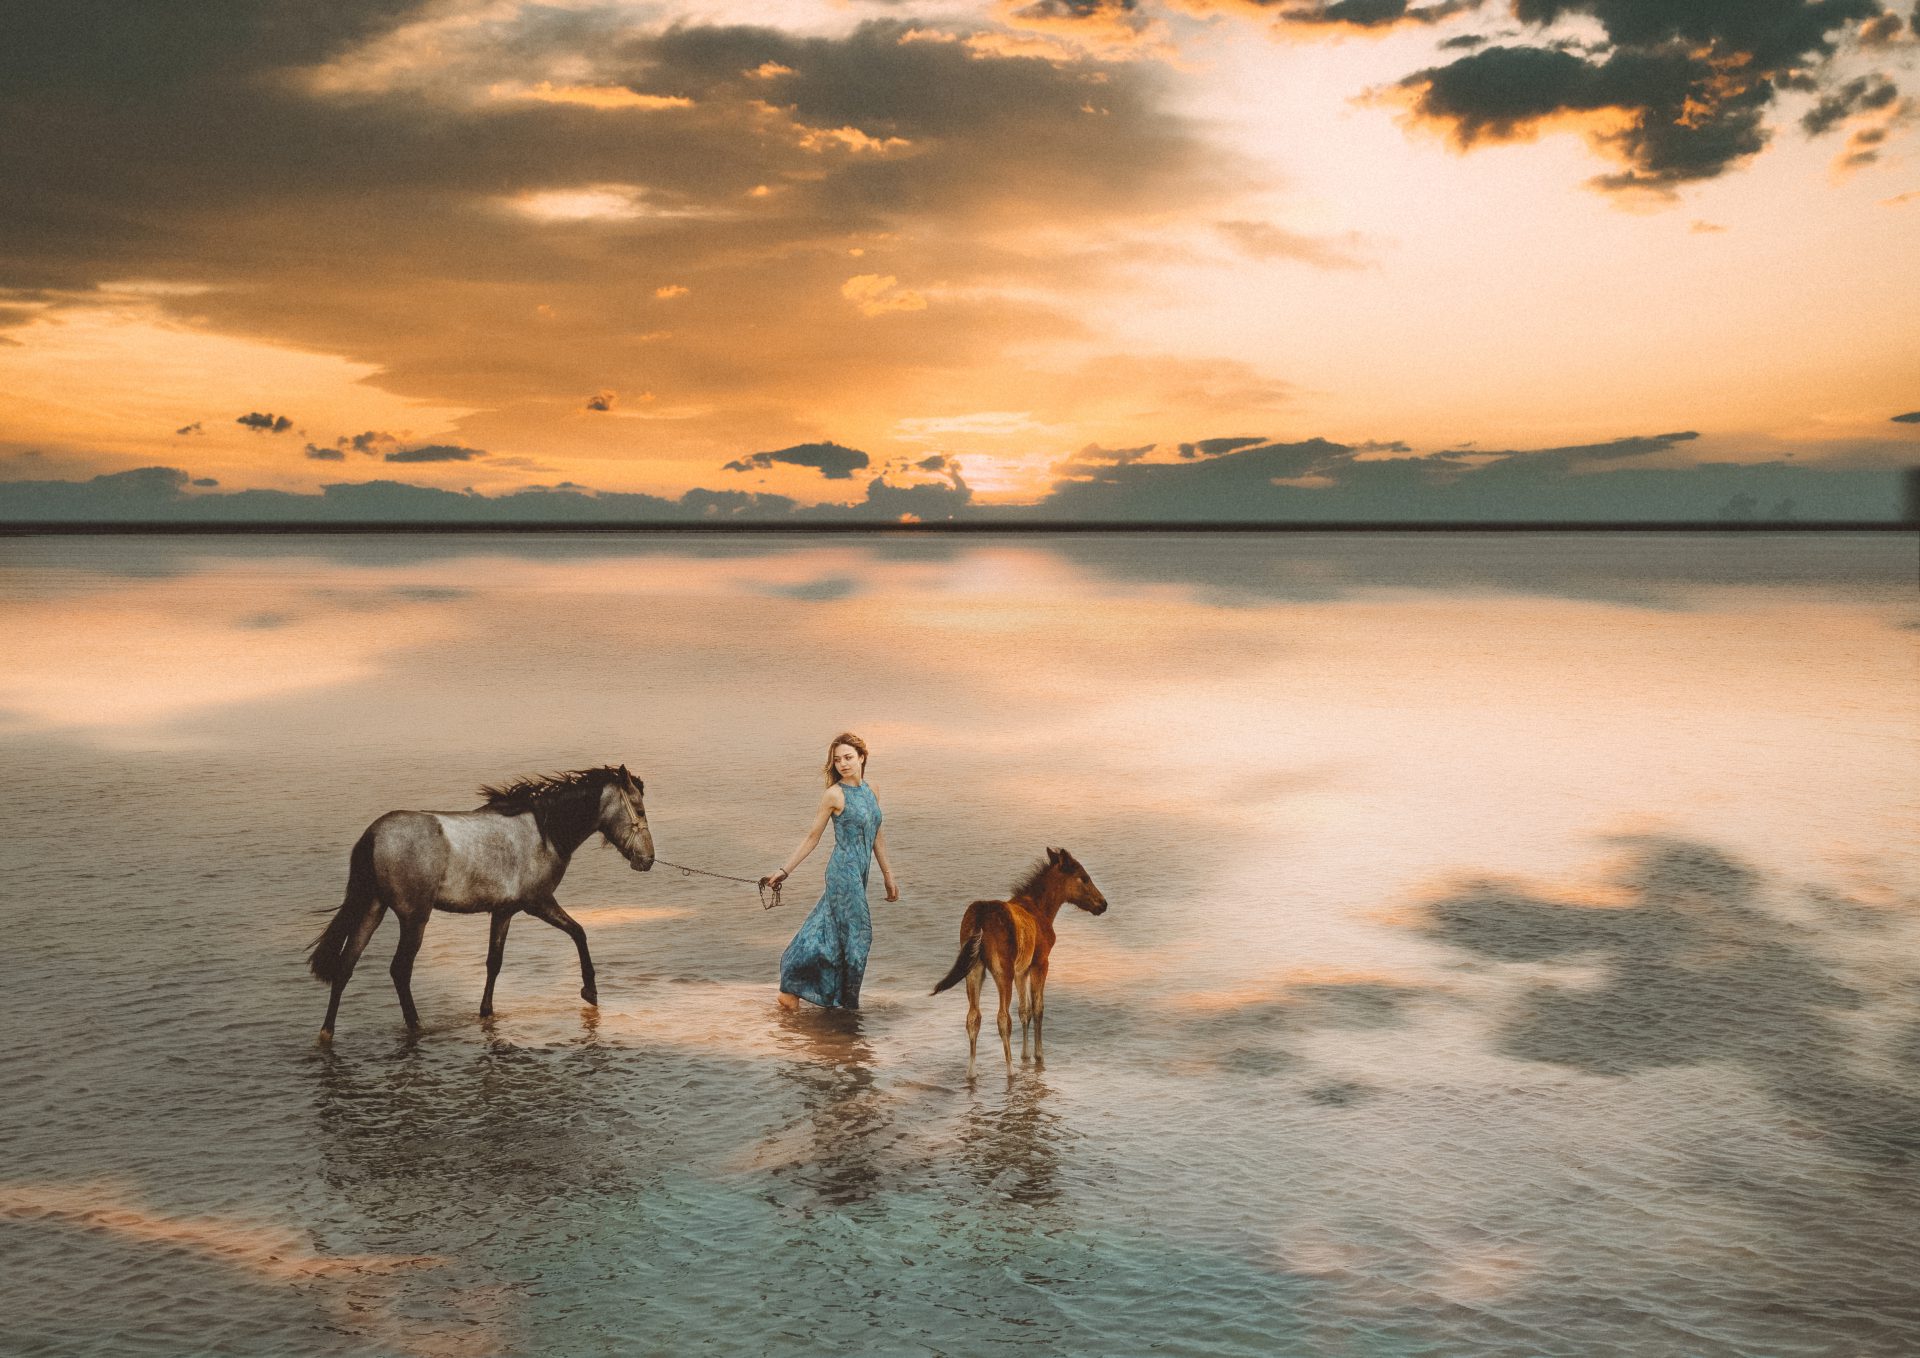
[779,781,880,1009]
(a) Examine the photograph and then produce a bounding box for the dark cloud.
[850,461,973,521]
[304,443,347,461]
[723,441,870,479]
[1802,74,1900,135]
[1439,32,1488,48]
[1010,0,1143,23]
[1177,436,1267,459]
[1395,0,1890,191]
[175,421,202,436]
[191,477,218,486]
[0,442,1904,523]
[236,411,293,434]
[0,6,1218,446]
[915,454,949,471]
[1894,410,1920,422]
[340,430,399,455]
[1035,430,1901,520]
[1278,0,1484,30]
[584,390,616,412]
[1859,10,1908,42]
[383,444,483,463]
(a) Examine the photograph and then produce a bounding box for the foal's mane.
[1009,852,1074,903]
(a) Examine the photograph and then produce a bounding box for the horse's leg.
[528,895,597,1006]
[388,907,429,1032]
[480,910,513,1018]
[964,968,983,1079]
[320,901,389,1040]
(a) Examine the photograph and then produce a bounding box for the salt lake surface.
[2,531,1917,1357]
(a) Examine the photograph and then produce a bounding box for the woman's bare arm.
[769,787,841,884]
[873,825,899,901]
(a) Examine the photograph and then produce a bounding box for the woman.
[767,732,899,1010]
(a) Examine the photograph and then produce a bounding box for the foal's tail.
[931,930,981,995]
[309,829,378,984]
[932,906,989,995]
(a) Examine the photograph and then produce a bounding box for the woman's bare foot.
[777,991,801,1011]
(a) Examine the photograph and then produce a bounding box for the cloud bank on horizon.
[0,0,1915,514]
[2,431,1907,522]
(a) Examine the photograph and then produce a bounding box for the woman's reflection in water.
[769,1008,893,1209]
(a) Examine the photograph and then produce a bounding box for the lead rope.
[652,857,784,910]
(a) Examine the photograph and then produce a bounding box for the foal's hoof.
[317,1028,333,1045]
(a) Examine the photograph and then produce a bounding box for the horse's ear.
[618,763,631,784]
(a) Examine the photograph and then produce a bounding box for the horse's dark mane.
[476,766,622,812]
[477,767,629,851]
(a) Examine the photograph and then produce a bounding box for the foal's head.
[598,765,655,871]
[1044,847,1107,915]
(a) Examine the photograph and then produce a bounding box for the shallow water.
[2,531,1917,1356]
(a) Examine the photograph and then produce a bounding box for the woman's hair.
[822,731,870,786]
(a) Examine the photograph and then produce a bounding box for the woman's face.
[831,743,864,783]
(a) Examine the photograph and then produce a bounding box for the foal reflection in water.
[933,848,1109,1076]
[308,766,654,1040]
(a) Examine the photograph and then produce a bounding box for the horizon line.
[3,519,1914,537]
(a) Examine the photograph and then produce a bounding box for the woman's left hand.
[884,877,900,902]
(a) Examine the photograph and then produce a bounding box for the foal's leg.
[320,901,389,1041]
[964,968,984,1078]
[528,895,597,1005]
[389,908,429,1032]
[480,910,513,1018]
[1013,968,1029,1060]
[1029,959,1050,1068]
[993,961,1015,1072]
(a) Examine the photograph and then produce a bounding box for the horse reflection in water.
[308,766,654,1041]
[309,1029,644,1355]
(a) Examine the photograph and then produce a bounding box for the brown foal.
[931,847,1108,1075]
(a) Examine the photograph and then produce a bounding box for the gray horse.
[309,765,654,1040]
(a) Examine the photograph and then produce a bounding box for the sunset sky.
[2,0,1917,515]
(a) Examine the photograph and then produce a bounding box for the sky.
[1,0,1917,519]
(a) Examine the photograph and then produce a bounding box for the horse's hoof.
[581,987,598,1006]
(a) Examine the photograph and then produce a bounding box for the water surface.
[2,532,1916,1356]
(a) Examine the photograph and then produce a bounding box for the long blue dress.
[779,780,880,1009]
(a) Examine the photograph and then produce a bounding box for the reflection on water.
[1422,835,1920,1162]
[2,533,1917,1355]
[958,1073,1071,1208]
[766,1010,889,1209]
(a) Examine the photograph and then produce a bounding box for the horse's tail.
[931,906,989,995]
[309,829,378,984]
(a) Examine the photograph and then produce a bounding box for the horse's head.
[600,764,655,871]
[1047,847,1107,915]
